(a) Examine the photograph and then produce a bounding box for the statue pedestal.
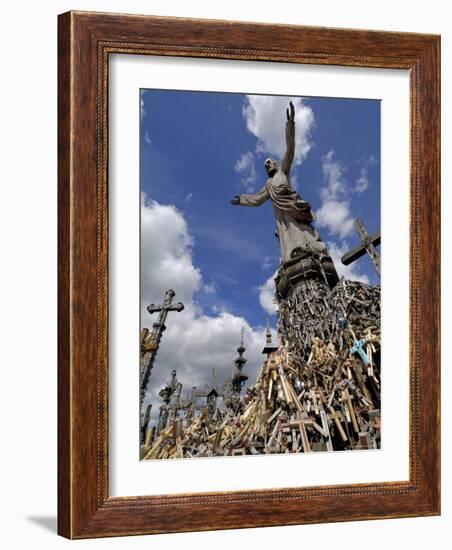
[275,249,339,300]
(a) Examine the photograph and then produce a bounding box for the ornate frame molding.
[58,11,440,538]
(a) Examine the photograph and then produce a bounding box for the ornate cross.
[140,289,184,409]
[341,218,381,276]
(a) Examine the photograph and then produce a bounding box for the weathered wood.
[341,219,381,275]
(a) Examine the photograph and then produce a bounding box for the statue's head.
[264,158,278,177]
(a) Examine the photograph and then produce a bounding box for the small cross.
[350,337,369,366]
[342,389,359,433]
[328,406,348,442]
[341,218,381,276]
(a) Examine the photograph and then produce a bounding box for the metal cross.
[341,218,381,276]
[350,337,369,366]
[140,289,184,409]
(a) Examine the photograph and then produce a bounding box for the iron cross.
[341,218,381,276]
[140,289,184,409]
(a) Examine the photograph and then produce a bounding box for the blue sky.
[140,89,380,329]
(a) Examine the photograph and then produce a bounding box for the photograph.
[139,89,382,459]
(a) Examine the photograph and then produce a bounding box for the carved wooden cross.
[341,218,381,276]
[140,289,184,409]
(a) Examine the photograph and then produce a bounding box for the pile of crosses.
[142,278,380,459]
[141,219,381,459]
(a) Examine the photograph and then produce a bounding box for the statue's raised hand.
[286,101,295,123]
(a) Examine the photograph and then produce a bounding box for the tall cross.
[140,289,184,409]
[341,218,381,276]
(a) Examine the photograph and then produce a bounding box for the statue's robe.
[239,120,327,263]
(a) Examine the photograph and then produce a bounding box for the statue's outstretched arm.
[231,185,270,207]
[281,101,295,175]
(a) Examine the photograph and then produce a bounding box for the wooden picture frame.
[58,11,440,538]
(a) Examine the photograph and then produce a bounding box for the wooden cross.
[140,289,184,408]
[328,406,348,442]
[341,218,381,276]
[342,389,359,433]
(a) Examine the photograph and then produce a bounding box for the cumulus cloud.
[234,151,257,192]
[316,200,354,239]
[140,195,270,423]
[242,95,315,166]
[315,150,354,239]
[258,272,278,316]
[141,195,202,309]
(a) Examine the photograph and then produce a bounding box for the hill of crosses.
[140,102,381,460]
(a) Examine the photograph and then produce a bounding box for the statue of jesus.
[231,102,327,264]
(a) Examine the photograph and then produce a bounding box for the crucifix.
[140,289,184,408]
[341,218,381,276]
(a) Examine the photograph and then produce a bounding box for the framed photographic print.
[58,11,440,538]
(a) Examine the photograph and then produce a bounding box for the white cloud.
[354,155,377,194]
[140,195,270,423]
[203,282,217,295]
[258,272,278,316]
[315,150,354,239]
[141,195,202,308]
[320,150,346,201]
[355,165,369,193]
[327,241,370,284]
[185,192,193,203]
[242,95,314,166]
[144,131,152,145]
[316,199,354,239]
[234,151,257,192]
[140,95,146,118]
